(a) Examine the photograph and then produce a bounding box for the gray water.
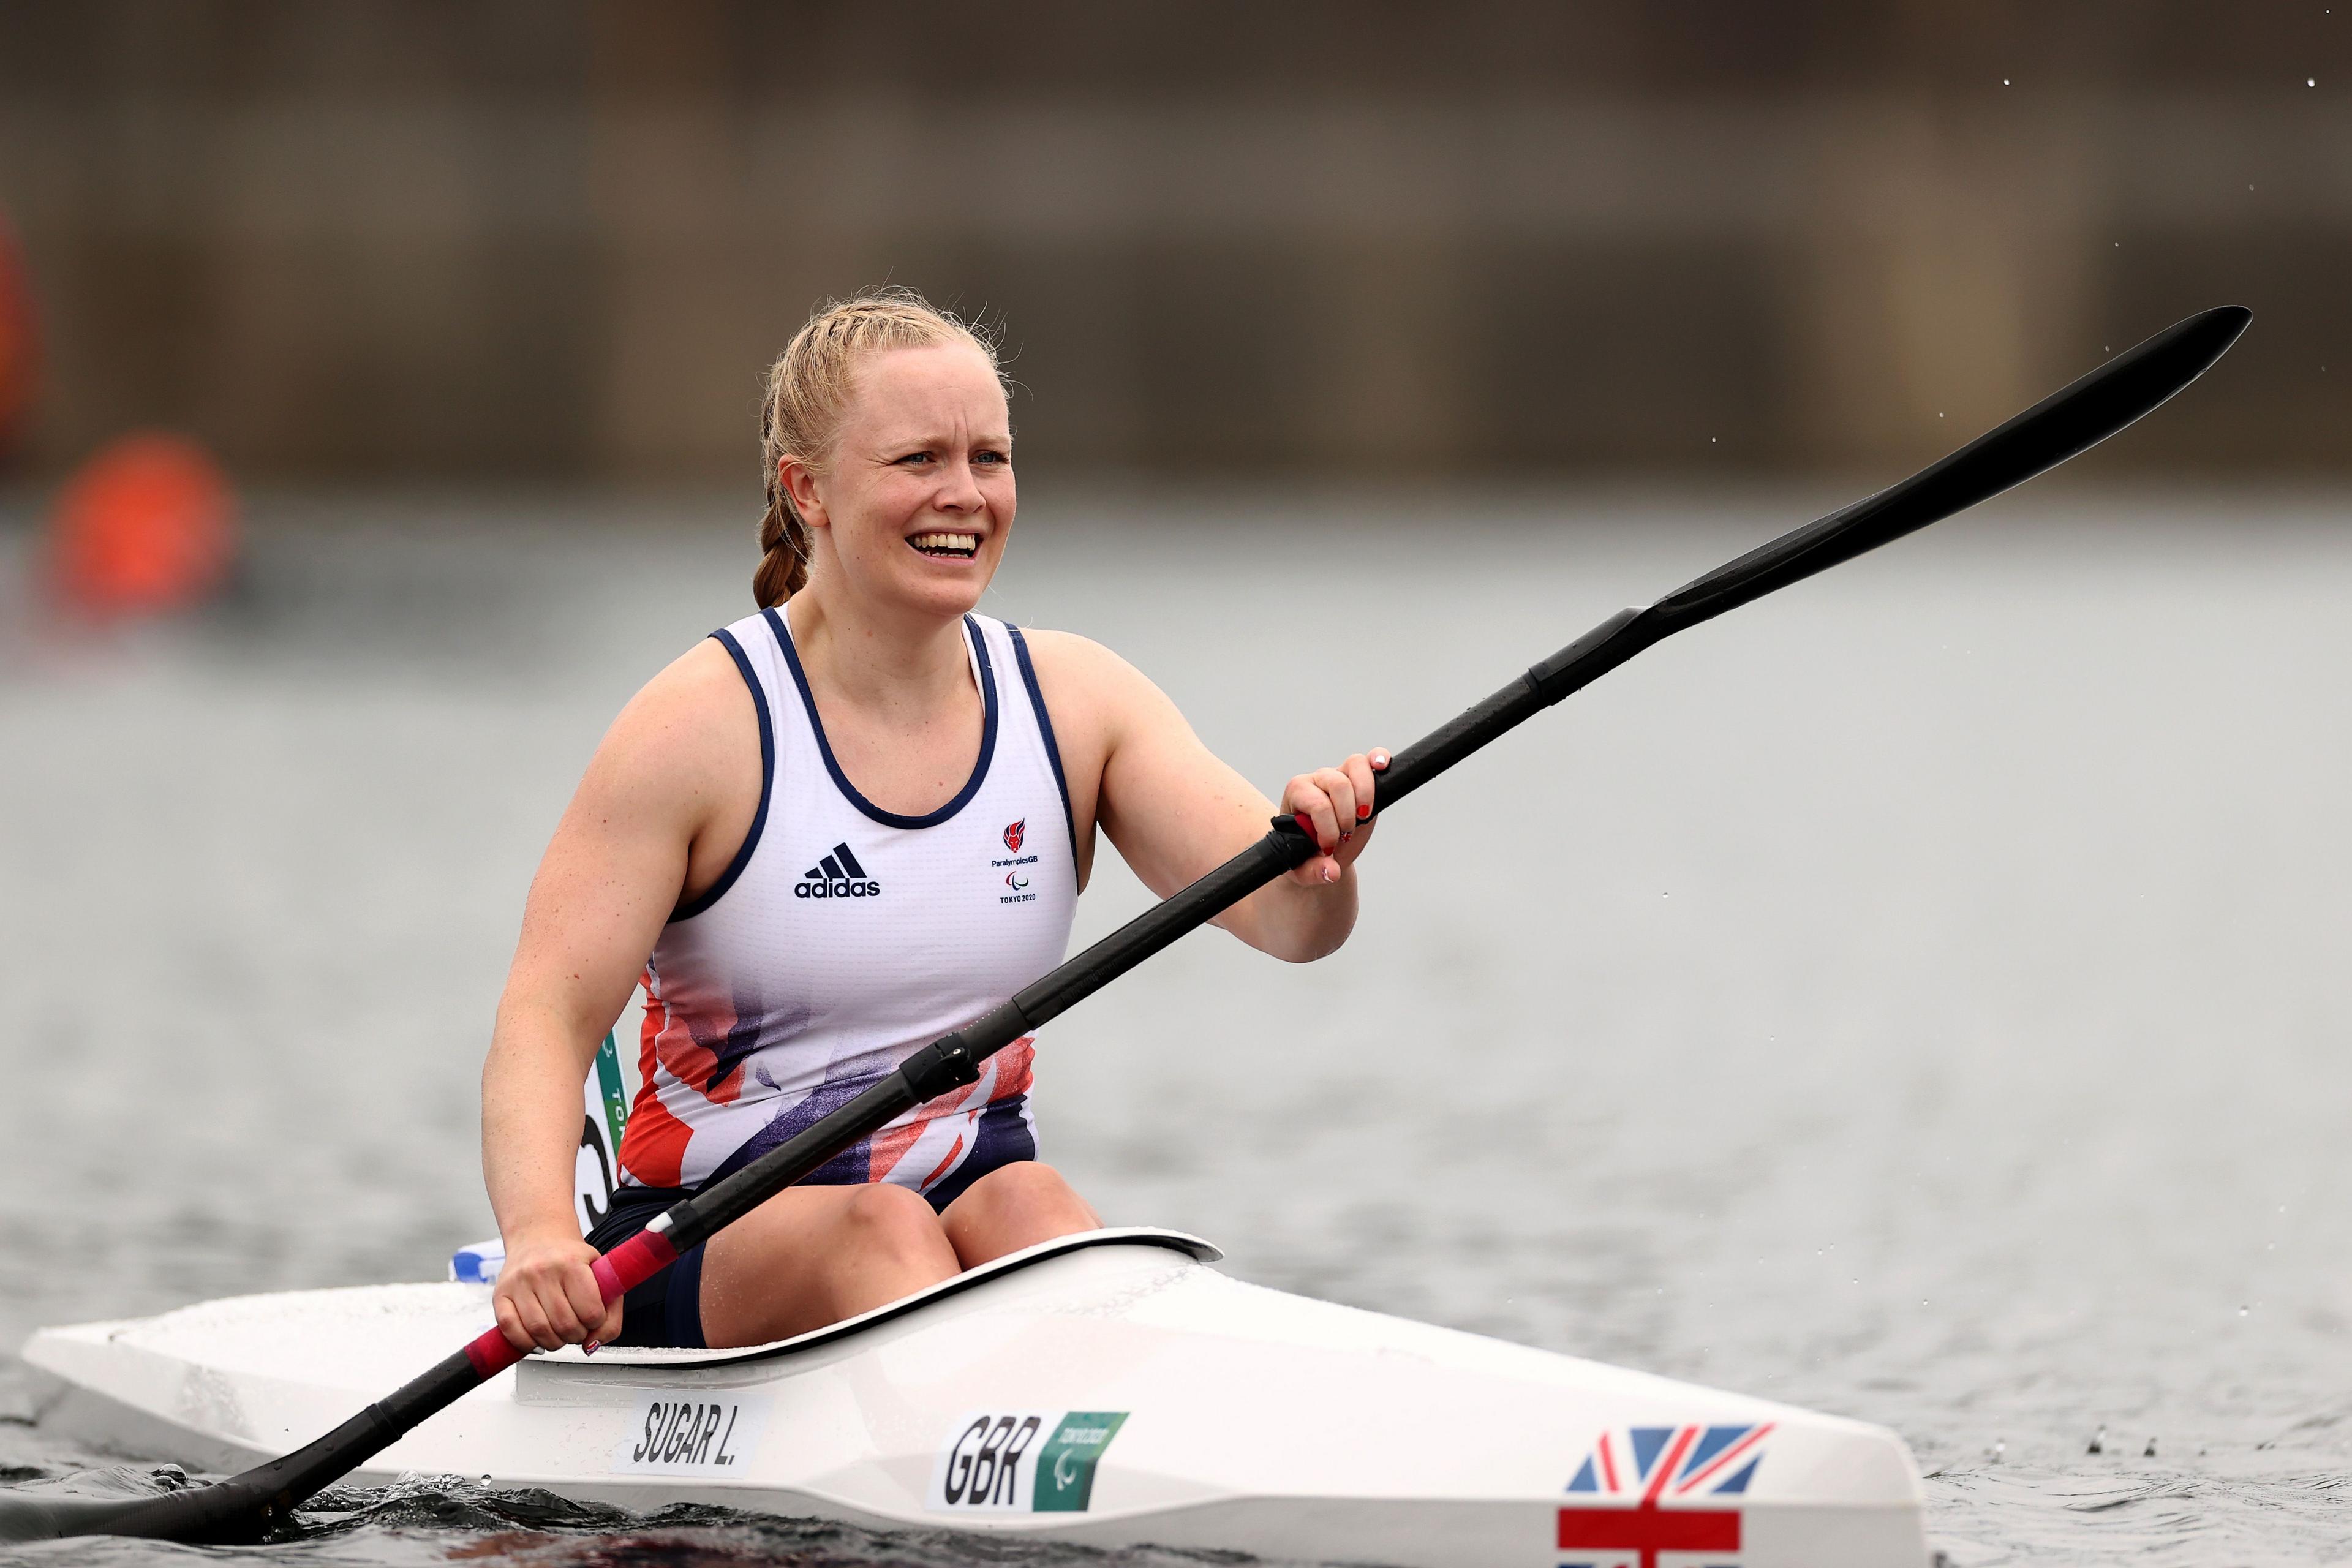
[1,489,2348,1565]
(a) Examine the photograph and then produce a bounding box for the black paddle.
[0,304,2248,1545]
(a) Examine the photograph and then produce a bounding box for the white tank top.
[615,608,1079,1203]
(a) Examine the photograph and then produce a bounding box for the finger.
[1289,852,1341,887]
[1287,780,1336,851]
[1315,768,1359,839]
[589,1295,623,1352]
[1369,747,1391,772]
[562,1263,608,1340]
[514,1294,562,1353]
[540,1284,588,1347]
[583,1284,620,1346]
[494,1295,535,1354]
[1341,755,1376,821]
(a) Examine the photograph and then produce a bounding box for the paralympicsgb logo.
[1003,820,1025,853]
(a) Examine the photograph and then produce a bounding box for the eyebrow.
[875,431,1014,450]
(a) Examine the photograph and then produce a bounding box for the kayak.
[21,1226,1927,1566]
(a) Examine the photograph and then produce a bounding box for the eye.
[894,450,934,466]
[974,448,1010,466]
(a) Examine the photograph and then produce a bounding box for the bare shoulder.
[584,636,760,813]
[1012,628,1197,806]
[1016,627,1170,712]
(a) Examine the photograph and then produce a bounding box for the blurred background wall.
[0,0,2341,488]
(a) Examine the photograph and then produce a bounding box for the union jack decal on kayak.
[1557,1421,1772,1567]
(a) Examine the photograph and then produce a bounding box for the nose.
[933,456,985,514]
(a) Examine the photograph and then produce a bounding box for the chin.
[888,564,995,622]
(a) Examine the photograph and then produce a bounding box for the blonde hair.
[753,287,1003,607]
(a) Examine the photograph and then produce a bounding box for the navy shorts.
[584,1104,1037,1350]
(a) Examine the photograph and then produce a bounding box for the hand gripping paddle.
[0,304,2248,1545]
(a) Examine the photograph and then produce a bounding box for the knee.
[962,1162,1095,1227]
[835,1182,948,1260]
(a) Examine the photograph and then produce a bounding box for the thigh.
[698,1181,961,1348]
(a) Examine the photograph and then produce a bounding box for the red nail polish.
[1356,803,1371,820]
[584,1340,601,1357]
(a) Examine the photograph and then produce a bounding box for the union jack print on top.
[1556,1421,1773,1568]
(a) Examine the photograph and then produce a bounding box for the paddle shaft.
[17,305,2246,1545]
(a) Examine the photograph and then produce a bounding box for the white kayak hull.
[22,1229,1928,1566]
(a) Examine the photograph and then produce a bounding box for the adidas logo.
[794,842,881,900]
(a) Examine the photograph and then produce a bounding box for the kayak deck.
[22,1228,1929,1567]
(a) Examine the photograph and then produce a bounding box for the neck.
[784,586,971,711]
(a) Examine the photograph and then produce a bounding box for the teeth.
[910,532,978,555]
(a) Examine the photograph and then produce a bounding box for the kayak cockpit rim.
[530,1225,1220,1373]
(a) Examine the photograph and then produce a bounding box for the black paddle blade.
[0,1476,281,1545]
[0,1376,433,1544]
[1646,306,2252,635]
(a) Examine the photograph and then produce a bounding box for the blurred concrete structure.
[0,1,2343,485]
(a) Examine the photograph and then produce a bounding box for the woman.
[483,289,1385,1354]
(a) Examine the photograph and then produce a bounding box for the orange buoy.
[0,211,35,454]
[47,432,238,615]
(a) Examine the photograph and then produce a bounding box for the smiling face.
[783,342,1014,624]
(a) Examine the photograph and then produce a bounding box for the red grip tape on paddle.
[592,1229,680,1303]
[463,1325,526,1379]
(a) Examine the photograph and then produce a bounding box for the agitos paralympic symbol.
[1555,1421,1772,1567]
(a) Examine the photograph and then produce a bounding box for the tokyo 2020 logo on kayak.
[1556,1422,1771,1565]
[1003,819,1025,852]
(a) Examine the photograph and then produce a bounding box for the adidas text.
[797,878,881,899]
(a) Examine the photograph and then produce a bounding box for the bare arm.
[481,638,757,1349]
[1024,630,1382,963]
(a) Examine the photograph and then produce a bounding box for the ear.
[780,457,829,530]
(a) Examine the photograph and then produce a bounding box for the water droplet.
[480,1473,492,1487]
[2310,77,2318,86]
[2239,1305,2250,1317]
[2144,1437,2158,1457]
[2002,78,2011,85]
